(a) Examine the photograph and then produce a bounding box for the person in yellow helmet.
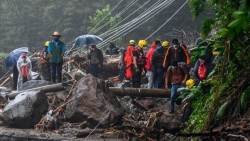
[131,40,147,88]
[162,41,169,48]
[39,41,51,81]
[180,79,195,123]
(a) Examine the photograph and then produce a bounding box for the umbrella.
[73,35,103,47]
[5,47,29,68]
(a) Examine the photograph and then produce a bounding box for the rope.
[88,0,124,34]
[145,0,188,40]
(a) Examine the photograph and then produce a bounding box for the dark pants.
[90,64,99,77]
[132,66,142,88]
[12,64,19,90]
[156,67,165,88]
[118,67,126,83]
[181,105,192,123]
[50,62,62,83]
[23,77,28,84]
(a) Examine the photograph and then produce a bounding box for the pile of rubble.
[0,54,183,140]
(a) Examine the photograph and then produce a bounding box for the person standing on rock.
[40,41,51,81]
[17,53,32,91]
[87,45,103,77]
[165,59,188,113]
[47,31,66,83]
[152,40,166,88]
[145,41,157,88]
[131,40,147,88]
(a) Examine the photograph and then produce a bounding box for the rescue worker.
[118,47,126,83]
[124,40,136,81]
[131,40,147,88]
[40,41,51,81]
[87,45,104,77]
[165,59,188,113]
[17,53,32,91]
[181,79,195,123]
[163,38,190,70]
[152,40,166,88]
[162,41,169,48]
[145,42,156,88]
[47,31,66,83]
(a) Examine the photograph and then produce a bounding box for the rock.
[65,74,123,128]
[136,98,154,110]
[19,80,50,91]
[72,69,86,81]
[0,91,48,128]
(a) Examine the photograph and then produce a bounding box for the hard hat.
[162,41,169,47]
[138,40,147,48]
[21,53,27,58]
[172,38,179,44]
[52,31,61,37]
[186,79,195,88]
[213,51,219,56]
[45,41,50,47]
[129,40,135,45]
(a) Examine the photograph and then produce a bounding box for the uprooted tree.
[179,0,250,140]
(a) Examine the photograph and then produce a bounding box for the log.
[8,83,65,100]
[108,87,176,98]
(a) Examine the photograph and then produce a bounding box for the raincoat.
[17,55,32,91]
[124,45,135,79]
[145,43,156,71]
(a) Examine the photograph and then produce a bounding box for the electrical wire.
[145,0,188,40]
[88,0,124,34]
[96,0,174,49]
[97,0,170,43]
[99,0,163,38]
[91,0,138,35]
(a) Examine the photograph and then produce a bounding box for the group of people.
[117,38,213,116]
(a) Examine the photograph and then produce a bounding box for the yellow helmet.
[129,40,135,45]
[138,40,147,48]
[186,79,195,88]
[45,41,50,47]
[162,41,169,47]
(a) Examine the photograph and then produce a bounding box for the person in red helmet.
[17,53,32,91]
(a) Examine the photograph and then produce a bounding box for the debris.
[65,74,123,127]
[0,91,48,128]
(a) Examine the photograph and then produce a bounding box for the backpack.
[135,49,147,66]
[198,63,207,80]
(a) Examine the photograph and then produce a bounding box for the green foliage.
[241,86,250,111]
[215,101,230,120]
[201,17,215,39]
[187,0,250,139]
[0,52,7,58]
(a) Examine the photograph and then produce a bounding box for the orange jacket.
[124,45,135,78]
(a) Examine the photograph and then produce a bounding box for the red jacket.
[145,43,156,70]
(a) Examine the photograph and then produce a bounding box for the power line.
[96,0,174,49]
[88,0,124,34]
[91,0,138,35]
[145,0,188,40]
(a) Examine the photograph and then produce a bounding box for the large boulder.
[0,91,48,128]
[65,74,123,128]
